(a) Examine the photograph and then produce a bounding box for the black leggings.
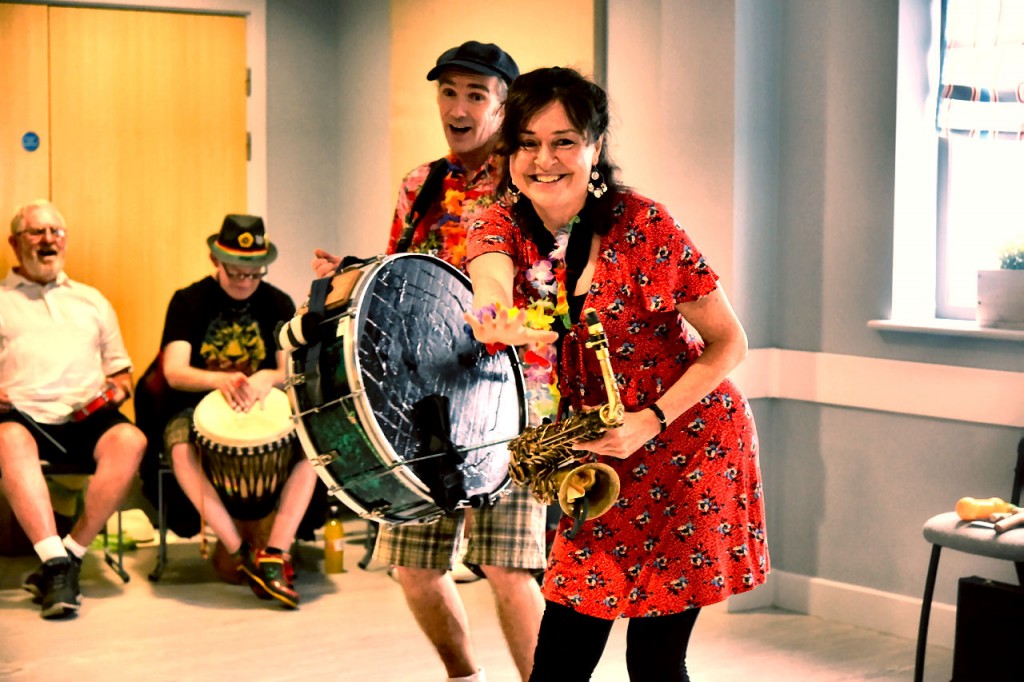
[529,600,701,682]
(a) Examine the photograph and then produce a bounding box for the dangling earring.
[587,167,607,198]
[507,183,521,204]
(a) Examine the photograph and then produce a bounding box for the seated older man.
[0,200,145,619]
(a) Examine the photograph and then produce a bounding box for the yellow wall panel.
[47,7,247,389]
[0,3,50,276]
[389,0,594,195]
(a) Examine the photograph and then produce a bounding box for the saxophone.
[509,309,624,535]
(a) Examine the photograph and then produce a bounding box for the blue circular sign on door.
[22,132,40,152]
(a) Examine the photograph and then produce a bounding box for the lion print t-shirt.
[159,275,296,414]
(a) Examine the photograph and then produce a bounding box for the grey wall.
[734,0,781,348]
[754,0,1021,603]
[265,0,391,304]
[261,0,1023,608]
[773,0,1024,372]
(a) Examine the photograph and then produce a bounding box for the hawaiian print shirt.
[387,152,501,270]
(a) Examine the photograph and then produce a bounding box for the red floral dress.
[467,191,769,619]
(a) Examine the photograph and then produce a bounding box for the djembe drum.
[191,387,297,580]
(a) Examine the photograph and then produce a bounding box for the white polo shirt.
[0,269,132,424]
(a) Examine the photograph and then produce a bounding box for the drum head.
[193,387,295,448]
[350,254,524,504]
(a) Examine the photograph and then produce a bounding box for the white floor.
[0,514,954,682]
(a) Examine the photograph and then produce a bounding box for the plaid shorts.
[374,482,548,571]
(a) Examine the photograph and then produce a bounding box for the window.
[938,136,1024,318]
[892,0,1024,324]
[935,0,1024,320]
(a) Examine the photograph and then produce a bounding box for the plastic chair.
[914,436,1024,682]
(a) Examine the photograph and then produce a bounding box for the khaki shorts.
[374,483,548,571]
[163,410,194,454]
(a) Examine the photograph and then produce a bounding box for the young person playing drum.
[0,200,146,619]
[313,42,547,682]
[156,215,317,609]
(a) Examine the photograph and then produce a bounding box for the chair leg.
[148,467,169,582]
[102,509,130,583]
[358,519,378,570]
[914,543,942,682]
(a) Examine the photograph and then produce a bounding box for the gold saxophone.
[509,309,624,535]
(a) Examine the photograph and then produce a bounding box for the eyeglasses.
[16,226,67,241]
[222,265,268,281]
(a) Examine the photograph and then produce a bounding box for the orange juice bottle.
[323,504,346,574]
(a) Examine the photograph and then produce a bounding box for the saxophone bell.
[554,462,620,538]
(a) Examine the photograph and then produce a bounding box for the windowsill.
[868,318,1024,341]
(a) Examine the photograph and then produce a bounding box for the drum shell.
[193,431,298,520]
[291,355,437,524]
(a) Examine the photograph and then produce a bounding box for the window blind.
[936,0,1024,140]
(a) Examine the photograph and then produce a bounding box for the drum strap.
[412,394,468,513]
[295,256,379,406]
[300,276,334,407]
[394,157,451,254]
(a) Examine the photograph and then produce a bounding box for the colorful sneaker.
[236,543,271,600]
[280,552,296,588]
[240,549,300,609]
[39,556,81,619]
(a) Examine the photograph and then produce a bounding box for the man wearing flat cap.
[150,214,316,609]
[314,41,545,682]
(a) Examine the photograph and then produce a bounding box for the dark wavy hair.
[496,66,625,235]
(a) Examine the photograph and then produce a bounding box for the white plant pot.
[976,269,1024,330]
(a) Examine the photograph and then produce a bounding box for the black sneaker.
[22,564,46,604]
[24,554,82,605]
[39,556,81,619]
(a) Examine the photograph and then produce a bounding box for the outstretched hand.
[312,249,342,278]
[462,304,559,349]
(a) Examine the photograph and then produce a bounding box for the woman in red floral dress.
[464,67,769,681]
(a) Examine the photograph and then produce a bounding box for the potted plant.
[977,241,1024,329]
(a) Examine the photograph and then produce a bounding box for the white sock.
[62,534,88,559]
[33,536,69,563]
[447,669,486,682]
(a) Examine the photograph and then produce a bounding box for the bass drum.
[283,253,525,525]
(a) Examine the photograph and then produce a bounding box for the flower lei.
[519,216,579,421]
[414,169,491,269]
[471,216,580,423]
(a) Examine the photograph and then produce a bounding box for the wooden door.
[0,3,50,277]
[1,5,248,403]
[48,6,248,388]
